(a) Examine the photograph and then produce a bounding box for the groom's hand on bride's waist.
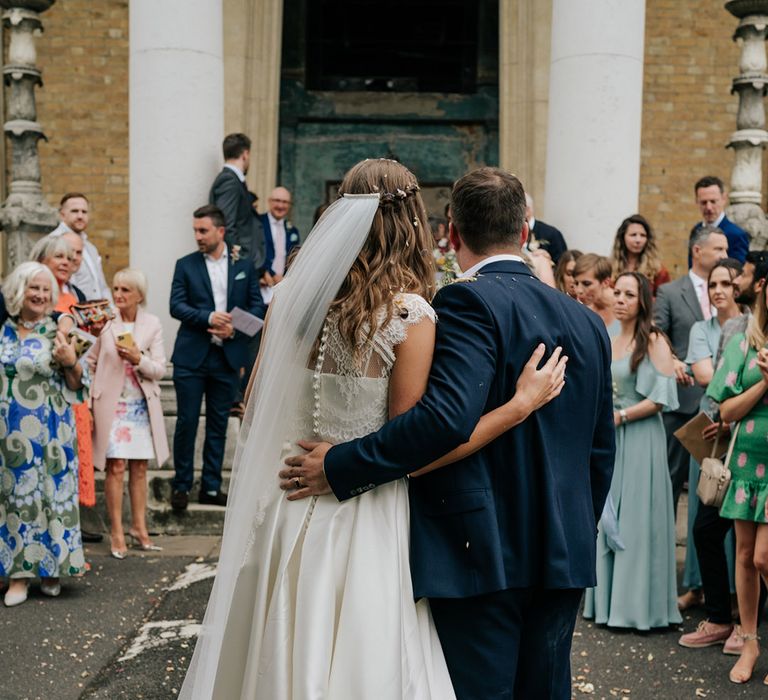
[280,440,334,500]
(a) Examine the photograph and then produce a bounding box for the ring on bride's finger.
[294,477,301,489]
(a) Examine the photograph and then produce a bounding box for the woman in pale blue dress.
[584,271,681,629]
[679,259,742,614]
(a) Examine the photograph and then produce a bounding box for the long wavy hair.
[332,159,436,352]
[611,214,663,282]
[615,271,668,372]
[554,249,582,295]
[747,275,768,350]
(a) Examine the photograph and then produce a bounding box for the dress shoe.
[678,620,732,648]
[171,490,189,511]
[4,582,28,607]
[724,625,745,655]
[81,530,104,543]
[40,579,61,597]
[199,491,228,507]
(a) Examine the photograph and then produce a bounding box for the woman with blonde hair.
[554,249,582,298]
[707,278,768,684]
[610,214,670,295]
[90,268,169,558]
[180,159,568,699]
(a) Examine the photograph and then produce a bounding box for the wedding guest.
[707,281,768,684]
[259,186,300,303]
[610,214,670,295]
[554,249,582,298]
[677,259,742,636]
[655,225,729,515]
[524,193,567,263]
[30,236,97,523]
[49,192,112,301]
[583,271,681,629]
[90,269,169,558]
[573,253,617,333]
[169,205,264,511]
[0,262,87,606]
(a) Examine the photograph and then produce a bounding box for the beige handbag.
[697,421,740,509]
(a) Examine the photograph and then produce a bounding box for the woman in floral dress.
[707,279,768,684]
[0,262,88,606]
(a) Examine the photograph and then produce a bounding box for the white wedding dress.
[191,293,455,700]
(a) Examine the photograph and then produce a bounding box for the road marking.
[119,620,201,662]
[165,562,217,591]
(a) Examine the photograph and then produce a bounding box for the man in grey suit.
[654,226,728,512]
[209,133,266,271]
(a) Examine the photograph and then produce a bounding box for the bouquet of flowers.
[433,238,461,287]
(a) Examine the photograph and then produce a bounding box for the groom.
[281,168,615,699]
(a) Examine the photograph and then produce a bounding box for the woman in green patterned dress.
[708,279,768,684]
[0,262,88,607]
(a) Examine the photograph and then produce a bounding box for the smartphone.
[115,331,136,350]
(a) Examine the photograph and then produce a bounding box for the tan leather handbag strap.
[723,421,741,470]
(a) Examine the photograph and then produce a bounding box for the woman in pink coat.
[90,269,170,558]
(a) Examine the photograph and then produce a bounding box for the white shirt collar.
[703,212,725,228]
[204,244,228,263]
[689,269,706,290]
[461,254,524,278]
[528,216,537,230]
[268,212,283,227]
[224,163,246,182]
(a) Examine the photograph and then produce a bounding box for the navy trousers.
[172,345,239,495]
[429,587,583,700]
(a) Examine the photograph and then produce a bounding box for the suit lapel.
[226,251,235,307]
[197,252,214,303]
[680,275,703,321]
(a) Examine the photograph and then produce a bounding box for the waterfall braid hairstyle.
[333,159,436,352]
[615,271,669,373]
[611,214,663,281]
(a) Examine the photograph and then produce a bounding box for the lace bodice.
[290,293,435,444]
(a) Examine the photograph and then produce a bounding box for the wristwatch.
[619,409,628,424]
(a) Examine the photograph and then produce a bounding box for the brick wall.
[639,2,743,277]
[33,0,129,283]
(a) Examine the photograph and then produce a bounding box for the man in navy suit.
[689,175,750,264]
[281,168,615,698]
[524,192,568,263]
[258,187,300,304]
[209,133,266,271]
[169,204,265,510]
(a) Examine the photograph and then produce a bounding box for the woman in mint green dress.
[583,272,681,630]
[707,280,768,684]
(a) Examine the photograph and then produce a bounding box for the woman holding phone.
[90,269,169,558]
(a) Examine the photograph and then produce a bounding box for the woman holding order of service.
[90,269,169,559]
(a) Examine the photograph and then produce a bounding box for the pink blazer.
[90,307,170,470]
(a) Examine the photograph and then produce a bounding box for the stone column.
[223,0,283,202]
[498,0,552,203]
[543,0,647,254]
[725,0,768,249]
[130,0,224,349]
[0,0,58,271]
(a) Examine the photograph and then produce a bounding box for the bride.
[180,159,566,699]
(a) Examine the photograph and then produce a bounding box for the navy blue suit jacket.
[689,215,750,264]
[169,250,265,372]
[325,261,615,598]
[259,213,300,277]
[530,219,567,263]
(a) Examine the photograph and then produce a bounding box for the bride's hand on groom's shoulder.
[513,344,568,415]
[279,440,334,500]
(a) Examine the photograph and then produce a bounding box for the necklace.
[18,316,43,330]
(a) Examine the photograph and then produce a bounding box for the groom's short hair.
[451,167,526,253]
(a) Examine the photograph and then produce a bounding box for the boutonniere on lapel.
[230,244,242,263]
[288,229,300,245]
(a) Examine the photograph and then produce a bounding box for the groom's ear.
[519,221,529,248]
[449,222,462,252]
